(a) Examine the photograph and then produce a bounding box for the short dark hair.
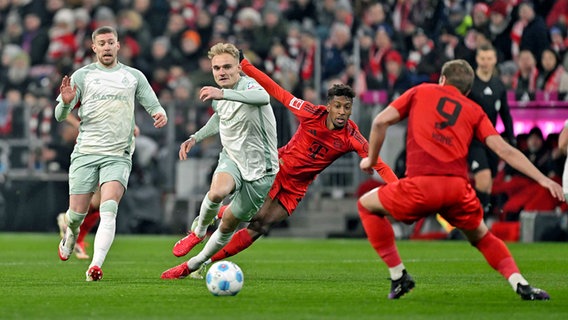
[326,84,355,103]
[440,59,474,94]
[476,43,496,55]
[91,26,118,42]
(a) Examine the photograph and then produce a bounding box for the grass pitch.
[0,233,566,319]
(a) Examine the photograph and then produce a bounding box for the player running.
[166,51,398,279]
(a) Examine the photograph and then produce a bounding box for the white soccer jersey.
[194,76,279,181]
[55,62,166,158]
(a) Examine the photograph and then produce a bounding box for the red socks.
[77,209,100,244]
[210,228,255,262]
[474,232,520,279]
[357,201,402,268]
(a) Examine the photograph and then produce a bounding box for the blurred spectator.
[363,26,395,89]
[71,8,93,69]
[46,8,77,68]
[263,42,298,92]
[488,0,513,62]
[444,2,471,37]
[546,0,568,29]
[321,22,351,81]
[176,29,202,72]
[359,2,393,38]
[20,11,49,66]
[376,50,412,101]
[132,0,170,37]
[294,26,318,96]
[1,45,29,94]
[332,0,353,29]
[536,48,568,93]
[512,49,539,100]
[190,55,216,89]
[92,5,117,29]
[471,2,490,36]
[493,127,561,220]
[284,0,317,28]
[251,3,288,60]
[518,1,550,63]
[406,28,441,84]
[164,12,186,48]
[1,12,23,46]
[117,9,153,65]
[498,60,518,90]
[41,120,77,173]
[234,7,262,49]
[195,9,213,50]
[436,24,460,61]
[0,89,24,138]
[549,26,568,68]
[315,0,337,39]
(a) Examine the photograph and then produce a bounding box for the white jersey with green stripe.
[196,76,279,181]
[55,62,166,158]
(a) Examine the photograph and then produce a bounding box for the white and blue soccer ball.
[206,261,244,296]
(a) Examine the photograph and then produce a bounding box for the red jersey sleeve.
[348,121,398,183]
[241,59,322,121]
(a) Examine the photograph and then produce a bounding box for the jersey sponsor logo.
[308,141,329,159]
[91,93,128,102]
[289,97,305,110]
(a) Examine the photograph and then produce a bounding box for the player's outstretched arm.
[486,134,564,201]
[239,58,295,108]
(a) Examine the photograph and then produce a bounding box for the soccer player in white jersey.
[55,26,168,281]
[161,42,279,279]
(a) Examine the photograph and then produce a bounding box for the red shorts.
[378,176,483,230]
[268,172,308,215]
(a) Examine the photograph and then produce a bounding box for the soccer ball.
[206,261,244,296]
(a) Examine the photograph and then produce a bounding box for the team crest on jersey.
[246,81,260,90]
[333,139,344,149]
[122,77,130,86]
[289,97,305,110]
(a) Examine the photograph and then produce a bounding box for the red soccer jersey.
[390,83,498,179]
[241,60,397,186]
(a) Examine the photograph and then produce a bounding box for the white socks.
[508,273,529,291]
[187,228,233,270]
[389,263,406,281]
[194,192,221,238]
[66,209,87,234]
[90,200,118,269]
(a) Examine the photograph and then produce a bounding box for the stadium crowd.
[1,0,567,233]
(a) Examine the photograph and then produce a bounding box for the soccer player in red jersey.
[188,54,398,273]
[358,59,564,300]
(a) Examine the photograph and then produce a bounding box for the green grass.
[0,233,567,320]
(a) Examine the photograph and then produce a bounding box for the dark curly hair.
[326,84,355,103]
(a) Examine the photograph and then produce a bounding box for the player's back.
[392,83,496,179]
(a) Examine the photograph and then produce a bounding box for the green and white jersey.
[55,62,166,158]
[194,75,279,181]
